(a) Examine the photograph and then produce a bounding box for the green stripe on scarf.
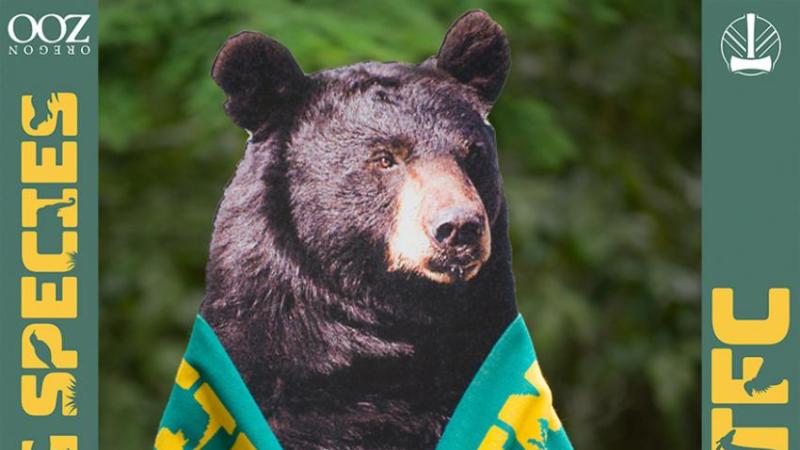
[155,316,281,450]
[436,315,572,450]
[155,315,572,450]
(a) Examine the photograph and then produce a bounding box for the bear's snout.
[425,206,487,280]
[387,158,491,284]
[428,206,485,249]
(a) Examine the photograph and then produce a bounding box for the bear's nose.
[429,207,485,248]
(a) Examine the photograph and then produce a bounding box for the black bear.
[201,10,520,449]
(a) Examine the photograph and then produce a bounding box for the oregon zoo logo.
[721,13,781,76]
[7,13,91,56]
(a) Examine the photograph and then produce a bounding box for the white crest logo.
[721,13,781,76]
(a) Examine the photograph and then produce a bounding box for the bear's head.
[211,10,510,287]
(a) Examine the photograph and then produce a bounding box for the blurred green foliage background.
[99,0,700,448]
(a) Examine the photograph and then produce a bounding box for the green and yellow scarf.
[155,315,573,450]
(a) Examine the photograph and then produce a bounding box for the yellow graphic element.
[478,361,562,450]
[176,359,201,389]
[22,189,78,228]
[712,288,790,345]
[711,349,787,404]
[21,92,78,137]
[712,408,787,450]
[195,383,237,448]
[21,141,78,183]
[22,324,78,369]
[157,360,256,450]
[21,277,78,319]
[231,433,257,450]
[21,435,78,450]
[479,426,510,448]
[154,428,189,450]
[21,373,78,416]
[22,231,77,272]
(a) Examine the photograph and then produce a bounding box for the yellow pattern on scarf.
[478,361,562,450]
[155,359,256,450]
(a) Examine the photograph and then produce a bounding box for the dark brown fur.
[200,11,517,449]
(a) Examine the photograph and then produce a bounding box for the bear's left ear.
[212,31,308,133]
[436,10,510,110]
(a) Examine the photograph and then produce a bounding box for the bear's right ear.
[211,31,308,132]
[436,10,510,110]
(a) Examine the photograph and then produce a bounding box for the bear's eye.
[375,154,397,169]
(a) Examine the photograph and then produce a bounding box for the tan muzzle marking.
[387,159,490,283]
